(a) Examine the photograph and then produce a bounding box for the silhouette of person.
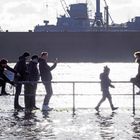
[14,52,30,110]
[0,59,16,95]
[95,66,118,111]
[39,52,57,111]
[24,55,39,110]
[130,51,140,94]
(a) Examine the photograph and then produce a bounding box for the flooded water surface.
[1,63,140,139]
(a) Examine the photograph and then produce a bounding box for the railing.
[8,81,136,115]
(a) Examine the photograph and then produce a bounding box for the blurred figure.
[130,51,140,94]
[95,66,118,112]
[0,59,16,95]
[39,52,57,111]
[24,55,39,110]
[14,52,30,110]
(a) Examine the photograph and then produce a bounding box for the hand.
[54,58,58,63]
[110,85,115,88]
[16,73,21,77]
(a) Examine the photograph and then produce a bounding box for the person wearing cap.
[95,66,118,111]
[39,52,58,111]
[130,51,140,94]
[0,58,17,95]
[24,55,39,110]
[14,52,30,110]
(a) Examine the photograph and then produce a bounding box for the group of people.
[0,51,140,112]
[0,51,58,111]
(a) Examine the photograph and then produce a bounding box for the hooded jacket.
[14,56,28,81]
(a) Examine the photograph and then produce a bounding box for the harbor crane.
[93,0,114,29]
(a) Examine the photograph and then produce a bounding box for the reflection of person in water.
[130,51,140,94]
[95,66,118,112]
[95,112,116,139]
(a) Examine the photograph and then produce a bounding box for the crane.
[60,0,70,17]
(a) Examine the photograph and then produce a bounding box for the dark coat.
[136,59,140,79]
[27,61,39,81]
[100,72,112,91]
[14,56,28,81]
[39,58,56,82]
[0,64,16,84]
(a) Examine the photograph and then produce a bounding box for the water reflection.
[132,116,140,139]
[95,112,116,140]
[10,110,56,139]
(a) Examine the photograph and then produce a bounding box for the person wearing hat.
[130,51,140,94]
[14,52,30,110]
[24,55,39,110]
[95,66,118,111]
[0,58,17,95]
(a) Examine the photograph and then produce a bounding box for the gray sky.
[0,0,140,31]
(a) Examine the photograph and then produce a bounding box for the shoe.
[95,106,99,112]
[0,92,10,96]
[32,106,40,110]
[112,107,118,111]
[42,105,53,111]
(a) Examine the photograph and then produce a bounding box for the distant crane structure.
[60,0,70,17]
[93,0,114,29]
[59,0,113,29]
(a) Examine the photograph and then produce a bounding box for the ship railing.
[8,80,137,115]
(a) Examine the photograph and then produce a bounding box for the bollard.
[133,84,135,115]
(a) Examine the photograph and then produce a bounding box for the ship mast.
[93,0,104,27]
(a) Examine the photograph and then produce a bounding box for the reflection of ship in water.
[34,0,140,32]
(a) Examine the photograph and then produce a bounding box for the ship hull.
[0,32,139,62]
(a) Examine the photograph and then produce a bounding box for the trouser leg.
[1,82,6,93]
[31,84,37,107]
[14,83,22,108]
[43,82,53,105]
[24,84,32,109]
[96,96,106,108]
[107,92,114,109]
[0,79,6,94]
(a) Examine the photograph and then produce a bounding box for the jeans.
[43,82,53,105]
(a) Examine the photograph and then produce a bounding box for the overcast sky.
[0,0,140,31]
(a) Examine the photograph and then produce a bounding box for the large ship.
[34,0,140,32]
[0,0,140,62]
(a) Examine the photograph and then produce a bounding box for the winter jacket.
[14,56,28,81]
[100,72,112,91]
[39,58,56,82]
[27,61,39,81]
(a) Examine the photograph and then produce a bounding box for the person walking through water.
[0,59,17,95]
[39,52,58,111]
[95,66,118,111]
[14,52,30,110]
[24,55,39,110]
[130,51,140,94]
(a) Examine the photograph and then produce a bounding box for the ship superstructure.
[34,0,140,32]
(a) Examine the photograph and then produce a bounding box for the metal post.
[72,82,75,116]
[133,84,135,115]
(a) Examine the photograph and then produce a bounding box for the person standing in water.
[95,66,118,111]
[14,52,30,110]
[130,51,140,94]
[24,55,40,110]
[39,52,58,111]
